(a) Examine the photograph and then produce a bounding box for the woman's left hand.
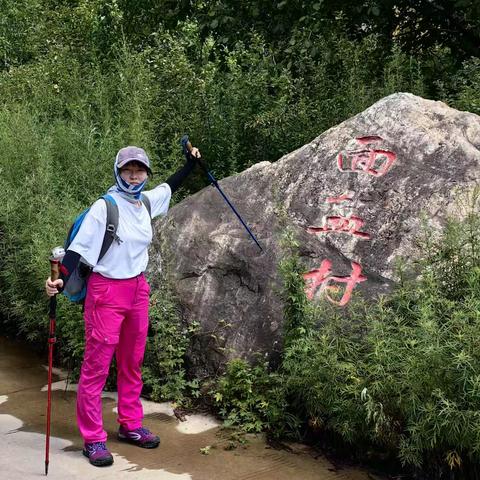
[189,147,201,160]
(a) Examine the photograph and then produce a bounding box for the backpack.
[62,193,152,303]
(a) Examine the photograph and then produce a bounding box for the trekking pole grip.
[181,134,202,161]
[50,260,60,282]
[181,134,213,182]
[49,246,65,282]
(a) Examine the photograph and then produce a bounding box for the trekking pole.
[181,135,263,251]
[45,246,65,475]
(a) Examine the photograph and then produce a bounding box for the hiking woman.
[45,145,199,467]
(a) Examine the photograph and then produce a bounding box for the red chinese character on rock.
[355,135,383,145]
[337,136,397,177]
[303,259,333,301]
[303,261,367,305]
[326,192,354,204]
[307,215,371,239]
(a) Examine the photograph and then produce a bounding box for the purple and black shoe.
[118,425,160,449]
[82,441,114,467]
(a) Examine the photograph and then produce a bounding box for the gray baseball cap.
[115,146,152,174]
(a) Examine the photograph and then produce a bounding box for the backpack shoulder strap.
[98,194,121,262]
[141,193,152,219]
[64,207,89,250]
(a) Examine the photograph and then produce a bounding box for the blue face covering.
[108,163,148,203]
[116,166,146,193]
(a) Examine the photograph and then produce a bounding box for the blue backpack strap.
[98,194,121,262]
[140,193,152,219]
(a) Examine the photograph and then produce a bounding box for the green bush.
[449,57,480,115]
[212,357,291,435]
[142,230,200,404]
[0,45,160,342]
[278,209,480,475]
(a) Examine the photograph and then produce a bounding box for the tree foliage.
[2,1,478,71]
[119,0,480,61]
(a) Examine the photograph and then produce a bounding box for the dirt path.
[0,337,377,480]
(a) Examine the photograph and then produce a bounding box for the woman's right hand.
[45,277,64,297]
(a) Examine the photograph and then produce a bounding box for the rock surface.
[149,93,480,377]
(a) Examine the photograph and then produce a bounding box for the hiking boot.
[118,425,160,448]
[82,441,114,467]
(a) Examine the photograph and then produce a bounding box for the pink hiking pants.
[77,272,150,443]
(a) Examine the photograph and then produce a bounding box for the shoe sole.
[118,435,160,449]
[82,449,114,467]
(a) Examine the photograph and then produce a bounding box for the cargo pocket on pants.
[83,329,119,377]
[90,326,120,346]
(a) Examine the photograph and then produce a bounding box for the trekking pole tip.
[45,461,49,475]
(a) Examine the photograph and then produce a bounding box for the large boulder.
[149,93,480,377]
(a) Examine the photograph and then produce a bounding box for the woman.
[45,144,199,467]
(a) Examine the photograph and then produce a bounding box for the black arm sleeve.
[165,158,197,194]
[58,250,82,292]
